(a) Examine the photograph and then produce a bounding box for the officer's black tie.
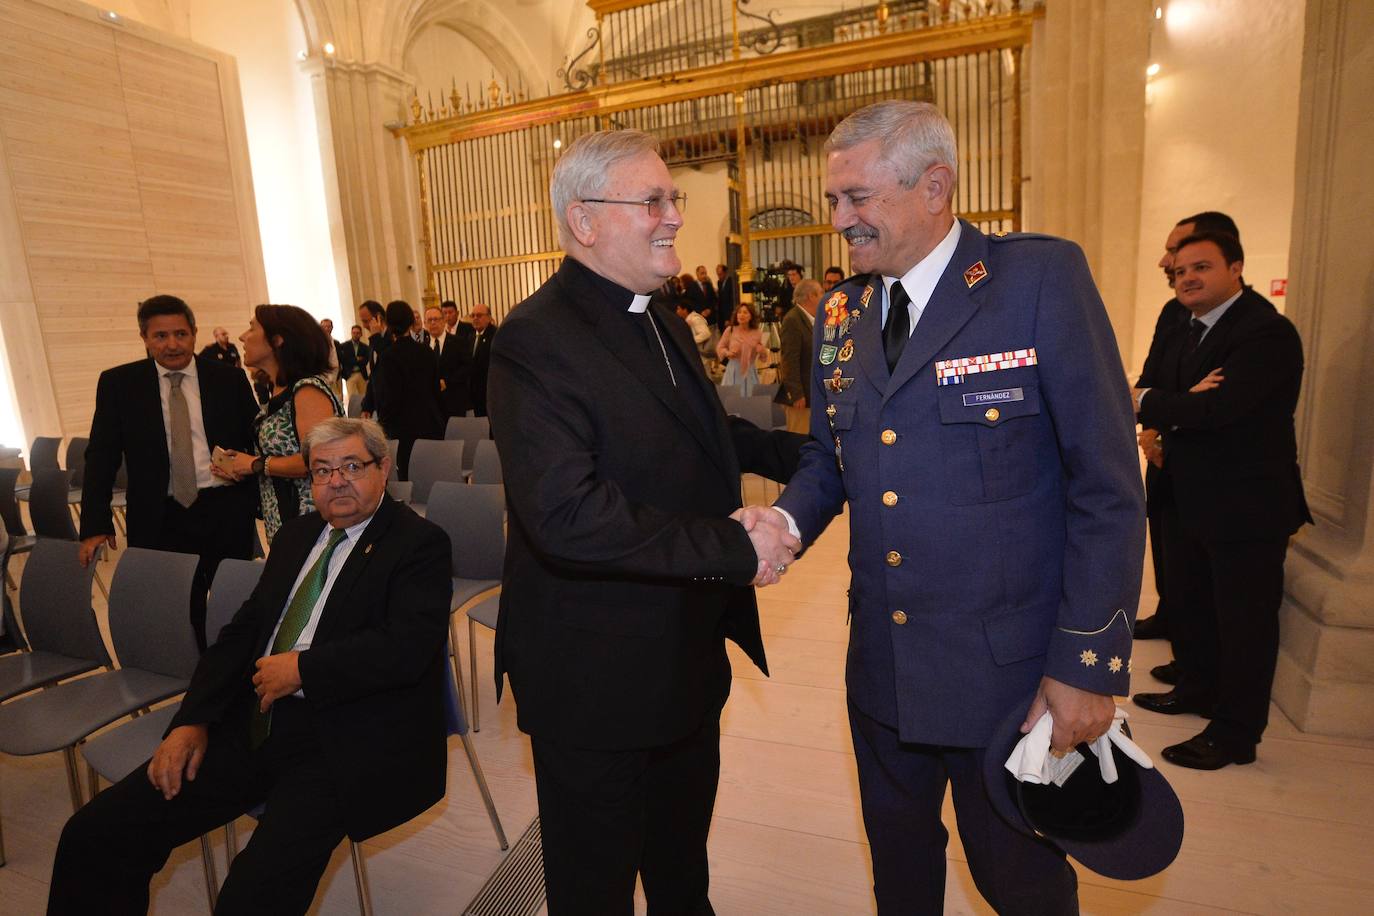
[883,280,912,374]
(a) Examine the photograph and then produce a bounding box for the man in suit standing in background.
[758,100,1144,914]
[338,324,371,400]
[370,300,445,478]
[775,277,819,433]
[424,304,472,419]
[467,302,497,417]
[79,295,260,650]
[50,418,452,915]
[1132,231,1310,770]
[488,128,803,915]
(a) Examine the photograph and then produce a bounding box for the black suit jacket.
[199,342,241,368]
[429,333,473,418]
[338,339,371,380]
[1136,298,1189,513]
[1138,287,1311,540]
[80,356,258,548]
[169,498,452,840]
[370,335,446,445]
[488,256,801,750]
[469,324,496,415]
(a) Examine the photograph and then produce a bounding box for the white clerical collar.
[628,294,652,314]
[882,219,962,322]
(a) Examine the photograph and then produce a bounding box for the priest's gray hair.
[551,129,660,247]
[826,100,958,197]
[302,417,389,465]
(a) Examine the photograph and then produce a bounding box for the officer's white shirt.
[262,509,377,696]
[154,359,222,491]
[881,219,962,335]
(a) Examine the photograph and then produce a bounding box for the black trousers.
[1144,466,1174,634]
[848,701,1078,916]
[48,699,346,916]
[146,487,257,651]
[1165,520,1289,749]
[531,715,721,916]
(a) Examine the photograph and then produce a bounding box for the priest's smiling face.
[575,150,683,294]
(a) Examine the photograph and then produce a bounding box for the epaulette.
[989,230,1058,242]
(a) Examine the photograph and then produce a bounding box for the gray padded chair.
[0,539,107,704]
[0,547,198,830]
[407,439,466,512]
[425,482,504,730]
[64,436,89,506]
[346,393,363,418]
[12,435,61,501]
[443,416,490,470]
[470,439,502,486]
[27,468,77,540]
[0,466,36,589]
[80,557,265,909]
[752,382,780,399]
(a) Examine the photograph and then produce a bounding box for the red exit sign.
[1271,279,1288,297]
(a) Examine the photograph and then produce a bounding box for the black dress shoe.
[1162,733,1256,770]
[1133,615,1168,640]
[1151,661,1180,685]
[1132,690,1214,718]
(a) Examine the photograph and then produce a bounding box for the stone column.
[304,56,423,317]
[1272,0,1374,738]
[1026,0,1150,365]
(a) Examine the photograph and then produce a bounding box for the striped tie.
[249,528,347,748]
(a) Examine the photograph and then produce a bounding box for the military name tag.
[820,344,838,365]
[962,387,1023,407]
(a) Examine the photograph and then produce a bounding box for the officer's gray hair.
[826,100,958,198]
[550,130,660,247]
[302,417,389,466]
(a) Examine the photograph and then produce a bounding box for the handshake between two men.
[731,505,800,587]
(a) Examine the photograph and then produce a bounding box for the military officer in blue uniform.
[765,101,1146,913]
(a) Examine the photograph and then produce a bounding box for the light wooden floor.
[2,485,1373,914]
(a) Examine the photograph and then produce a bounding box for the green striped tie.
[249,528,347,748]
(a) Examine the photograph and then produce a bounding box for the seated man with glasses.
[49,417,453,916]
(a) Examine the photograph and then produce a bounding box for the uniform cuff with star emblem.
[1041,609,1134,696]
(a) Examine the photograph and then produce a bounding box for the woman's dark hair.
[254,304,332,387]
[385,300,415,336]
[735,303,759,330]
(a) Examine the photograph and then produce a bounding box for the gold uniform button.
[891,610,908,625]
[882,490,898,507]
[886,550,902,567]
[881,429,897,445]
[984,407,1000,423]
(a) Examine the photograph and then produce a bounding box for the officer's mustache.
[843,226,878,243]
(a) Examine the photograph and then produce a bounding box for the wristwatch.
[251,456,266,476]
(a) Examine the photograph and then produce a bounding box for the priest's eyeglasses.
[580,193,687,217]
[309,460,379,483]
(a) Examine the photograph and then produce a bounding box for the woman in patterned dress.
[215,304,342,541]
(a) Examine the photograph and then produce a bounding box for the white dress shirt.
[431,331,448,354]
[154,360,221,492]
[263,510,376,695]
[881,219,962,334]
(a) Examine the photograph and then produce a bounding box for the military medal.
[837,340,854,363]
[824,403,844,471]
[823,324,837,342]
[819,344,838,365]
[823,367,854,393]
[860,284,873,307]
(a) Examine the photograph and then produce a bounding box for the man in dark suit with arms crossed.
[750,101,1145,914]
[49,417,452,915]
[79,295,260,650]
[1131,231,1310,769]
[488,129,802,915]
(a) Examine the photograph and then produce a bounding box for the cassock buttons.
[891,610,908,625]
[984,407,1000,423]
[886,550,902,567]
[881,429,897,445]
[882,490,898,507]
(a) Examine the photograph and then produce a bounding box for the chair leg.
[468,617,480,732]
[0,779,7,866]
[199,833,220,911]
[349,841,374,916]
[62,746,83,811]
[459,732,509,850]
[94,569,109,602]
[225,819,238,866]
[448,616,470,723]
[87,762,100,801]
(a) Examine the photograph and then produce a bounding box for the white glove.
[1005,706,1154,787]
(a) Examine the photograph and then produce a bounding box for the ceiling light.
[1155,6,1163,19]
[552,138,562,150]
[99,9,119,21]
[323,42,336,55]
[1146,63,1161,78]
